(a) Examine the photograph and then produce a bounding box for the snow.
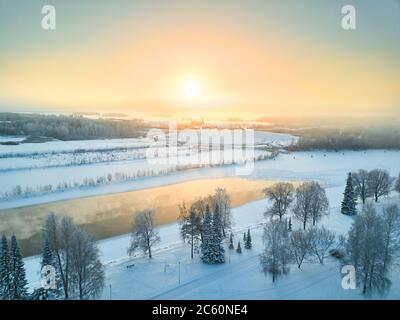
[2,149,399,209]
[20,148,400,299]
[3,130,399,299]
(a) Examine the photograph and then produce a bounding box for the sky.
[0,0,399,120]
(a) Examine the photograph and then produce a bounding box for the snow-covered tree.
[346,203,391,295]
[32,238,60,300]
[395,173,400,196]
[290,229,312,269]
[260,220,292,282]
[341,173,357,216]
[70,227,105,300]
[228,233,234,250]
[42,213,75,299]
[201,206,214,263]
[367,169,394,202]
[243,232,247,243]
[236,241,242,254]
[309,227,336,264]
[293,182,328,229]
[211,205,225,263]
[210,188,232,237]
[128,209,160,259]
[0,235,12,300]
[310,182,329,225]
[43,214,104,300]
[381,204,400,271]
[201,205,225,264]
[245,229,252,249]
[179,203,202,259]
[9,235,28,300]
[352,169,372,204]
[264,182,294,221]
[288,217,292,232]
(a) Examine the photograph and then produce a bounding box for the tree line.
[0,113,145,141]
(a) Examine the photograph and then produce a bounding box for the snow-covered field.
[0,131,294,201]
[19,144,400,300]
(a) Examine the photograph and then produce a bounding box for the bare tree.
[293,182,328,230]
[179,202,202,259]
[43,214,75,299]
[367,169,394,202]
[309,182,329,225]
[260,220,292,282]
[346,203,391,295]
[290,229,312,269]
[210,188,232,237]
[42,214,104,300]
[264,182,295,221]
[352,169,372,204]
[70,227,105,300]
[395,173,400,195]
[128,210,160,259]
[191,197,208,242]
[381,204,400,271]
[309,226,336,264]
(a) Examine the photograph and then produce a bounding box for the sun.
[183,80,200,97]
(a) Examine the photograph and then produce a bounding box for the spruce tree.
[10,235,28,300]
[341,173,357,216]
[0,235,12,300]
[236,241,242,253]
[228,233,234,250]
[288,217,293,232]
[211,208,225,263]
[245,229,252,249]
[201,206,213,264]
[243,232,247,242]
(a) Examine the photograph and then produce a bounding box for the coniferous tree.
[201,205,214,264]
[0,235,12,300]
[9,235,28,300]
[236,241,242,253]
[341,173,357,216]
[243,232,247,243]
[245,229,252,249]
[228,233,234,250]
[288,217,293,232]
[211,207,225,263]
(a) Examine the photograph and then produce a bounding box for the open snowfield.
[0,131,293,201]
[19,145,400,299]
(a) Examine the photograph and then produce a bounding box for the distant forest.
[286,126,400,151]
[0,113,146,141]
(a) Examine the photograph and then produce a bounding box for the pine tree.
[228,233,234,250]
[243,232,247,242]
[288,217,293,232]
[201,205,214,264]
[245,229,252,249]
[9,235,28,300]
[211,208,225,263]
[236,241,242,253]
[341,173,357,216]
[0,235,12,300]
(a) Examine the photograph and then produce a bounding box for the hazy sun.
[183,80,200,97]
